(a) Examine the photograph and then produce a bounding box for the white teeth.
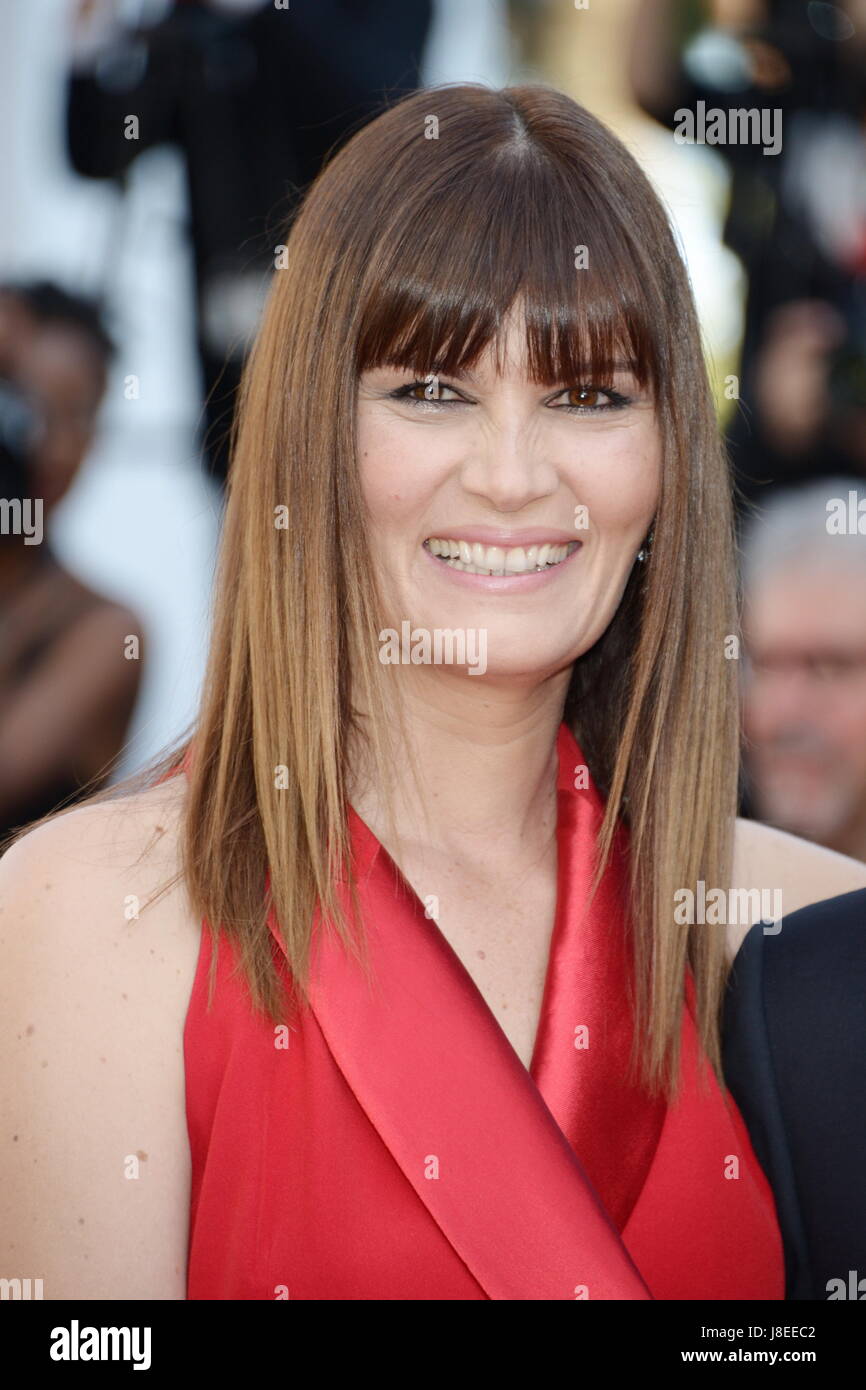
[425,537,577,575]
[487,546,504,571]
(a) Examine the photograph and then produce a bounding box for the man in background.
[740,478,866,861]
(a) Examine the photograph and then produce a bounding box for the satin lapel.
[530,726,667,1231]
[268,803,650,1301]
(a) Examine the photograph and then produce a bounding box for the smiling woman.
[3,81,865,1304]
[355,319,659,665]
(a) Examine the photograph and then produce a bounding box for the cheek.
[357,411,443,530]
[837,695,866,743]
[357,415,404,520]
[573,428,661,531]
[359,456,415,532]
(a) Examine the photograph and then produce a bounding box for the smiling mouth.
[423,537,581,576]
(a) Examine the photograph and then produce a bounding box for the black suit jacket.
[722,889,866,1299]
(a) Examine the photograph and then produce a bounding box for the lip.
[422,537,582,591]
[423,525,580,546]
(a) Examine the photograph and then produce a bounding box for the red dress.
[183,724,784,1299]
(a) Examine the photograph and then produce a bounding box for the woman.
[2,83,866,1301]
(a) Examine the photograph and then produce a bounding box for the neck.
[349,668,573,870]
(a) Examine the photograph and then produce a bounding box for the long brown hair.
[3,84,739,1100]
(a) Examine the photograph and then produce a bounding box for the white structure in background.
[623,120,746,386]
[422,0,513,86]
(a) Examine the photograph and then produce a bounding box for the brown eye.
[392,378,462,406]
[408,380,442,402]
[565,386,602,409]
[555,384,632,414]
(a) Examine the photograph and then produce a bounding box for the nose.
[457,412,560,513]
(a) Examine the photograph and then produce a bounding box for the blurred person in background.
[630,0,866,513]
[0,281,144,841]
[65,0,434,486]
[740,478,866,860]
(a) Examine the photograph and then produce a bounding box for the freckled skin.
[1,778,199,1298]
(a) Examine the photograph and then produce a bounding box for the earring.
[637,528,654,564]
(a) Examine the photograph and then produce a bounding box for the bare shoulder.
[0,774,202,1299]
[727,816,866,962]
[0,772,194,957]
[732,816,866,905]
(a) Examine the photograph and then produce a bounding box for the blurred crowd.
[628,0,866,859]
[2,0,866,867]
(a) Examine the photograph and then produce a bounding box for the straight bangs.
[353,141,663,403]
[344,129,669,863]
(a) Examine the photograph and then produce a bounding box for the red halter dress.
[183,725,784,1299]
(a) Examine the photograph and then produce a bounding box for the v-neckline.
[339,721,668,1232]
[345,725,579,1071]
[267,723,653,1297]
